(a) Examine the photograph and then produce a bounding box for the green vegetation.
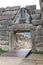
[0,48,7,55]
[35,51,43,54]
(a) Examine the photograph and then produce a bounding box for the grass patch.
[0,48,7,55]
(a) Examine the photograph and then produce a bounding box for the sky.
[0,0,40,9]
[17,32,31,38]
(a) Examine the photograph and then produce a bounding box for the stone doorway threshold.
[0,49,31,57]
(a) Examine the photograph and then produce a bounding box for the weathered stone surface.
[29,10,35,14]
[5,6,20,11]
[19,18,26,23]
[0,20,13,25]
[0,40,8,44]
[0,45,9,51]
[31,14,41,20]
[0,5,42,51]
[0,8,5,12]
[0,25,9,30]
[35,36,43,43]
[26,5,36,10]
[0,15,15,20]
[35,9,41,14]
[39,0,42,8]
[3,11,17,15]
[35,25,42,35]
[35,26,43,35]
[0,12,3,15]
[31,19,41,25]
[36,47,43,51]
[31,30,35,45]
[0,37,9,41]
[9,24,35,31]
[41,2,43,8]
[41,13,43,19]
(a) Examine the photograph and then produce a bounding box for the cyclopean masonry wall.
[0,1,43,52]
[31,0,43,52]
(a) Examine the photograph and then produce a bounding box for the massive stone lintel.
[9,24,35,31]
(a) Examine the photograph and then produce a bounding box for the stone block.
[31,30,35,44]
[31,14,41,20]
[31,19,41,25]
[26,5,36,10]
[0,8,5,12]
[0,26,9,31]
[41,14,43,20]
[0,40,8,45]
[35,36,43,43]
[3,11,17,15]
[35,26,43,35]
[0,12,3,15]
[0,20,13,25]
[41,2,43,8]
[35,43,43,46]
[0,45,9,51]
[41,13,43,19]
[0,15,15,20]
[36,47,43,52]
[5,6,20,11]
[35,9,41,14]
[19,18,26,23]
[35,25,42,35]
